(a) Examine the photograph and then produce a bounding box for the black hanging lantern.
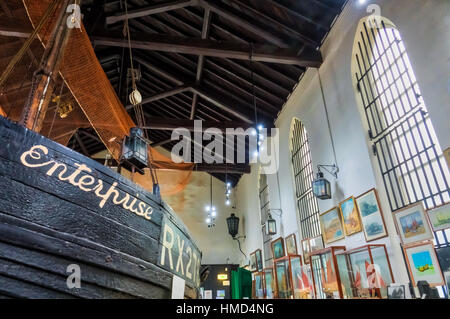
[312,171,332,200]
[226,213,240,238]
[121,127,148,171]
[266,213,277,235]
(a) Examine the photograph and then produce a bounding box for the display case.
[274,255,311,299]
[274,257,292,299]
[253,272,265,299]
[310,246,346,299]
[262,268,275,299]
[335,244,395,298]
[335,244,394,299]
[290,256,315,299]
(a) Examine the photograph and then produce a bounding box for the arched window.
[352,16,450,248]
[290,118,321,239]
[259,173,273,266]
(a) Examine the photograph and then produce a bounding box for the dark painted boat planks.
[0,116,201,298]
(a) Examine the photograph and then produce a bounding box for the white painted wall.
[235,0,450,289]
[164,171,243,265]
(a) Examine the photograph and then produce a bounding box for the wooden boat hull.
[0,116,201,298]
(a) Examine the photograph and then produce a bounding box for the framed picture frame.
[393,202,433,245]
[250,251,257,272]
[319,207,345,244]
[355,188,388,242]
[403,242,444,287]
[274,258,291,299]
[285,233,298,255]
[427,203,450,232]
[309,235,324,256]
[254,272,265,299]
[263,268,275,299]
[339,196,363,236]
[301,238,311,264]
[255,249,263,272]
[271,237,285,260]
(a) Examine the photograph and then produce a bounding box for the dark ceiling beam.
[141,116,258,133]
[190,86,253,123]
[78,129,103,144]
[0,1,38,71]
[125,84,191,109]
[190,7,211,120]
[0,19,31,38]
[129,7,294,98]
[106,0,199,25]
[74,132,90,156]
[198,0,290,48]
[150,138,173,148]
[92,33,322,67]
[107,0,291,48]
[91,157,250,174]
[182,7,300,81]
[135,56,184,85]
[193,163,250,174]
[263,0,329,31]
[226,0,319,49]
[135,58,255,123]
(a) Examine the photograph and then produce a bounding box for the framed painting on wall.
[339,196,363,236]
[309,235,324,256]
[393,202,433,245]
[319,207,345,244]
[255,249,263,272]
[355,188,388,242]
[301,238,311,264]
[285,234,298,255]
[403,242,444,287]
[427,203,450,232]
[250,251,257,272]
[271,237,285,260]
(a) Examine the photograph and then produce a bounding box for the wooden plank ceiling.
[0,0,347,186]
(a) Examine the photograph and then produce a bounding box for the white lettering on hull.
[20,145,153,221]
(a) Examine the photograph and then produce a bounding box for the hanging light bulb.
[225,198,230,206]
[211,211,217,218]
[206,217,211,224]
[205,205,210,212]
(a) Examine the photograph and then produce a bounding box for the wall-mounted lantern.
[312,164,339,200]
[266,213,277,235]
[226,213,239,238]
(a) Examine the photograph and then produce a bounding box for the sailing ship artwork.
[394,203,433,245]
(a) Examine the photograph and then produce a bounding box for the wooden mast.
[20,0,72,132]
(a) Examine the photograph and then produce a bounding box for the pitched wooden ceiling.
[0,0,347,186]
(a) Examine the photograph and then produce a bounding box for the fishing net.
[21,0,193,196]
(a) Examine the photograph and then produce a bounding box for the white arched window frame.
[352,17,450,246]
[259,172,273,267]
[290,118,321,240]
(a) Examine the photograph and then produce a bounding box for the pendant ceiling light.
[205,175,216,228]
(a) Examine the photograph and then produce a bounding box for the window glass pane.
[354,18,449,249]
[291,119,321,239]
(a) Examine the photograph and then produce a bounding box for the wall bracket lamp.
[312,164,339,200]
